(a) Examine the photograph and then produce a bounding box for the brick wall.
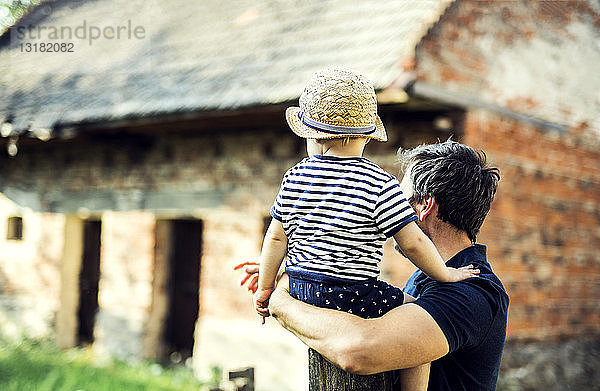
[415,0,600,343]
[414,4,600,387]
[415,0,600,132]
[465,110,600,341]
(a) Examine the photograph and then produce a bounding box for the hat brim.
[285,107,387,142]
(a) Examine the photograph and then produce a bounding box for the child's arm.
[255,218,288,319]
[399,363,430,391]
[393,221,478,282]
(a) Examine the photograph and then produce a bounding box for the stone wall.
[0,114,452,380]
[499,336,600,391]
[94,211,156,359]
[0,194,63,341]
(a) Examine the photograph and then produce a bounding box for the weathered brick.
[464,110,600,342]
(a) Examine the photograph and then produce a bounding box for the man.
[238,140,508,390]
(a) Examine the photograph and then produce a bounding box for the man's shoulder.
[408,245,508,327]
[443,245,508,307]
[413,275,508,351]
[419,270,509,310]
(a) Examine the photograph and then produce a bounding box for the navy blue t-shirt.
[399,244,509,391]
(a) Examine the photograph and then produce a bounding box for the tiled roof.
[0,0,453,137]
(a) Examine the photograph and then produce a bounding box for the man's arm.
[269,281,449,375]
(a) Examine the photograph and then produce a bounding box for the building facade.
[1,1,599,390]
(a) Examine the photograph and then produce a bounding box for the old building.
[1,1,599,390]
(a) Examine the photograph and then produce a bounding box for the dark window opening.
[6,216,23,241]
[77,220,102,346]
[263,141,274,158]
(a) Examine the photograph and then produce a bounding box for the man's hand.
[233,259,260,294]
[276,273,289,292]
[268,273,289,319]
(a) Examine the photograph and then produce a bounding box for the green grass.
[0,339,210,391]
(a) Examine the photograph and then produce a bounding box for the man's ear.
[418,195,436,221]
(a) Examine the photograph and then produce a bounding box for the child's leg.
[287,276,407,319]
[359,280,405,318]
[399,363,430,391]
[288,276,335,309]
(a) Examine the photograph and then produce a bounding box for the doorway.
[163,219,202,363]
[77,220,101,346]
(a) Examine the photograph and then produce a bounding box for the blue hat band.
[299,111,376,135]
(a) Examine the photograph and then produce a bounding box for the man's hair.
[398,140,500,243]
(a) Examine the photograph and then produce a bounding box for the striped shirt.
[270,155,417,282]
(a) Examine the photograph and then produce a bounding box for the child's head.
[285,67,387,144]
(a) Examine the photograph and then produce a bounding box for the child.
[255,67,478,323]
[255,67,477,390]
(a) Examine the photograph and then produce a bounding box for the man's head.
[398,140,500,243]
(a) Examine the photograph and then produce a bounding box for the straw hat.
[285,67,387,142]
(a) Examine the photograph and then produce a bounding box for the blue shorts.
[287,270,405,319]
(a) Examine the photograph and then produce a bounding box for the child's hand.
[254,287,274,324]
[446,264,480,282]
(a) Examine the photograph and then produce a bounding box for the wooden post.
[309,348,394,391]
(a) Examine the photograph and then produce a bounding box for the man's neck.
[426,223,473,262]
